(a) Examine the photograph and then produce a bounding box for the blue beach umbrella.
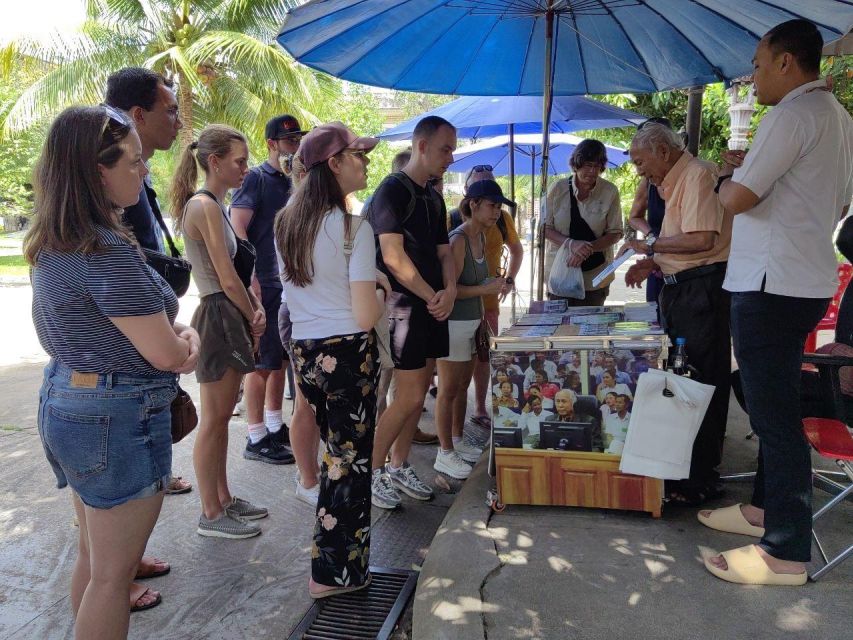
[277,0,853,297]
[378,95,646,141]
[450,133,629,175]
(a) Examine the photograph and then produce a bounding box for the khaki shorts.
[192,292,255,383]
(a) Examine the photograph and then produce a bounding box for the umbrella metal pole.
[509,124,517,322]
[536,4,555,301]
[529,151,535,300]
[686,85,704,156]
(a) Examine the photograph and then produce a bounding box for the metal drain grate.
[287,567,417,640]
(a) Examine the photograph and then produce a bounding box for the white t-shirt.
[724,79,853,298]
[284,208,376,340]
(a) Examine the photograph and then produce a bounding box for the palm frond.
[219,0,298,36]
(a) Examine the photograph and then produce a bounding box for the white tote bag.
[619,369,715,480]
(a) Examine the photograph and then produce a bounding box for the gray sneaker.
[197,512,261,539]
[224,496,268,521]
[371,468,401,510]
[387,462,434,501]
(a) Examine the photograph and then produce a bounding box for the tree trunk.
[176,71,194,150]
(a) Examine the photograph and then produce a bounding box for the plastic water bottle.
[667,337,688,375]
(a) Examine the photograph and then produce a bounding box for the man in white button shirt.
[701,19,853,586]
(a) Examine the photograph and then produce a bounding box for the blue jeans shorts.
[37,360,178,509]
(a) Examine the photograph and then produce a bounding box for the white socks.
[247,422,268,444]
[265,409,283,434]
[452,436,462,446]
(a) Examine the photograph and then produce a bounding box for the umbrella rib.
[449,11,507,95]
[515,15,539,95]
[558,9,661,91]
[568,6,590,95]
[641,1,725,81]
[279,0,376,58]
[688,0,762,41]
[752,0,853,35]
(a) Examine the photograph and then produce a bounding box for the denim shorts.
[37,360,178,509]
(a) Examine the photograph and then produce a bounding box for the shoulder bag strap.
[146,182,181,258]
[343,214,366,270]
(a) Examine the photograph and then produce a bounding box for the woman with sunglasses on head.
[171,125,267,539]
[275,122,387,598]
[434,180,510,480]
[27,105,199,639]
[543,139,623,306]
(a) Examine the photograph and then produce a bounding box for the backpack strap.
[343,214,366,270]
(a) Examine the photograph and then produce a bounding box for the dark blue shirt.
[231,161,291,289]
[647,182,666,236]
[32,227,178,377]
[122,177,165,252]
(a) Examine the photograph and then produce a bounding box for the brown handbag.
[171,386,198,444]
[475,318,491,363]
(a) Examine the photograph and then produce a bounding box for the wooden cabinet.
[495,448,663,517]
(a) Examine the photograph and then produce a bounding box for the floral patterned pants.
[291,331,379,588]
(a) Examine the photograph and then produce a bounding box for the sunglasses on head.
[472,165,493,173]
[98,104,132,148]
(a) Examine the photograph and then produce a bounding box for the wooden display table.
[495,448,663,517]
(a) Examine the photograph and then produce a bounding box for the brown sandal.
[165,476,192,495]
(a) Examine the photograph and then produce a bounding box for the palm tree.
[1,0,334,148]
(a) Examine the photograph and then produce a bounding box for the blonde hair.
[169,124,247,231]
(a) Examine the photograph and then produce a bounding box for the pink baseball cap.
[298,121,379,169]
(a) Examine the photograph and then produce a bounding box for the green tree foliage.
[1,0,331,149]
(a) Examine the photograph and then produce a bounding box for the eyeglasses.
[280,134,303,144]
[345,149,369,161]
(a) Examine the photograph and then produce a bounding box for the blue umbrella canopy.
[378,95,646,140]
[450,133,629,175]
[277,1,853,95]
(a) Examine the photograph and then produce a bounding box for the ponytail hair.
[169,124,246,233]
[459,196,482,220]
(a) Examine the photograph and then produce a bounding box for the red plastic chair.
[802,417,853,580]
[804,263,853,353]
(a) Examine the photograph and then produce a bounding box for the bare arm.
[350,281,383,332]
[110,312,195,373]
[627,178,652,235]
[627,231,718,256]
[377,233,436,303]
[427,243,458,321]
[718,179,760,215]
[589,231,622,252]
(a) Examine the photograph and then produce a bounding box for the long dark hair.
[274,158,348,287]
[170,124,247,232]
[24,106,134,265]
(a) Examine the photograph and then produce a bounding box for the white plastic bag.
[548,240,585,299]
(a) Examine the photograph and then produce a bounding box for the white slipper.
[704,545,807,586]
[698,503,765,537]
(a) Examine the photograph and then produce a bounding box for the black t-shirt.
[367,174,449,299]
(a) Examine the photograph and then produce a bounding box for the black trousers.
[659,268,731,486]
[731,292,828,561]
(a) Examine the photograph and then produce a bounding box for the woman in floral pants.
[275,122,388,598]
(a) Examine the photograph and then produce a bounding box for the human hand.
[483,277,506,296]
[567,240,592,267]
[427,288,455,321]
[625,257,656,288]
[250,307,266,337]
[172,327,200,374]
[720,150,746,176]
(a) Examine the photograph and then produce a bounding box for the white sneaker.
[371,468,402,509]
[434,449,472,480]
[453,439,483,464]
[295,474,320,507]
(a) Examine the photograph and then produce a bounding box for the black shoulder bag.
[196,189,256,289]
[142,182,192,297]
[567,178,606,272]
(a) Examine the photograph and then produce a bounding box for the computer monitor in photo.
[540,422,593,452]
[493,426,523,449]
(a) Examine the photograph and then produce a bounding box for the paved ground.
[414,395,853,640]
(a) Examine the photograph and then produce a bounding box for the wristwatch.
[644,233,658,254]
[505,277,515,286]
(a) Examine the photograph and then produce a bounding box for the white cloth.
[284,208,377,340]
[724,78,853,298]
[441,319,480,362]
[619,369,715,480]
[523,410,554,436]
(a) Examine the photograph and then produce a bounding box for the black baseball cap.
[265,115,309,140]
[465,179,516,207]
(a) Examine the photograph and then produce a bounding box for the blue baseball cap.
[465,179,516,207]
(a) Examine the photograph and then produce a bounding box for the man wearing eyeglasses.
[449,165,524,434]
[230,115,307,465]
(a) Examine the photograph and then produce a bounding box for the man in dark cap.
[231,115,308,464]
